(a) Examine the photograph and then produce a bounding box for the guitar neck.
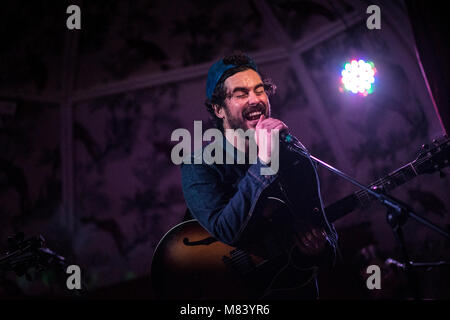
[325,161,419,223]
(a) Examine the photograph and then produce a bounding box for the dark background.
[0,0,448,299]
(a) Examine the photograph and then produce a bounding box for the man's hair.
[204,52,277,131]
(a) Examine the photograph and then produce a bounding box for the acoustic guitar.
[151,137,449,299]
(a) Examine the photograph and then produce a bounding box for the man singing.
[181,52,338,299]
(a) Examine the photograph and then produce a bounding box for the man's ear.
[213,104,225,119]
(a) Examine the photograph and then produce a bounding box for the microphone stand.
[282,136,450,299]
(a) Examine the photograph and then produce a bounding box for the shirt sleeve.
[181,159,278,246]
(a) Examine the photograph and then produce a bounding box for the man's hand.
[294,228,328,256]
[254,115,288,164]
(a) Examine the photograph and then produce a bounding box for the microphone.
[280,131,296,144]
[279,131,309,152]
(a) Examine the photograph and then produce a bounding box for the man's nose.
[247,91,260,105]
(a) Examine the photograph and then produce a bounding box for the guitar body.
[151,217,319,300]
[151,220,260,299]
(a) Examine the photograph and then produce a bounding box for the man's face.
[216,69,271,131]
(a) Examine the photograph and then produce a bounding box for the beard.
[223,102,270,131]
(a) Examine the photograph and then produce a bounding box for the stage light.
[340,59,376,97]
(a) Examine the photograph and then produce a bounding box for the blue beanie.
[205,56,258,100]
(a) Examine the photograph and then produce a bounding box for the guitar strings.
[354,165,418,205]
[229,250,252,269]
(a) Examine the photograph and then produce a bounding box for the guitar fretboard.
[355,163,418,208]
[326,162,418,223]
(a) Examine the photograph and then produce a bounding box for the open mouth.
[243,107,265,121]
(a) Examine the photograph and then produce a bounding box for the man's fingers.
[256,114,265,128]
[312,229,325,239]
[272,124,286,134]
[257,117,287,130]
[294,228,329,255]
[254,117,288,164]
[301,235,315,249]
[297,237,315,255]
